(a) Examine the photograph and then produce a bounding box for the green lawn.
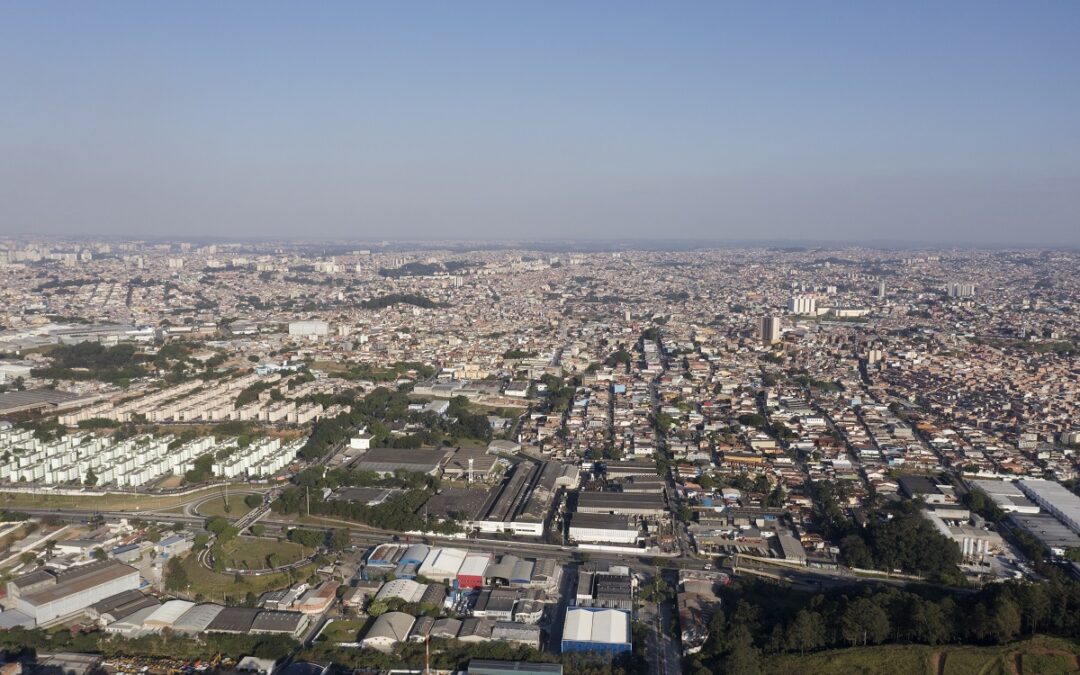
[319,619,363,644]
[172,550,314,604]
[0,485,242,512]
[217,536,306,570]
[195,494,256,519]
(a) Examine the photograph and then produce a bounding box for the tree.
[18,551,36,566]
[840,597,890,646]
[164,557,189,592]
[92,547,107,561]
[330,528,351,552]
[84,468,98,486]
[244,494,263,509]
[988,597,1021,644]
[785,609,825,655]
[911,598,951,646]
[250,524,265,537]
[206,517,230,536]
[367,600,389,617]
[723,625,762,675]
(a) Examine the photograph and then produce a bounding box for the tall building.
[947,283,976,298]
[759,317,781,345]
[877,280,886,299]
[787,295,817,315]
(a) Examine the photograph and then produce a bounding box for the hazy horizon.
[2,2,1079,245]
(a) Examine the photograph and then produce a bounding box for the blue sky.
[2,2,1078,244]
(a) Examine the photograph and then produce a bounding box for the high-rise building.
[759,317,781,345]
[947,283,976,298]
[787,295,817,315]
[877,280,886,299]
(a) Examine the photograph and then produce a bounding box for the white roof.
[562,608,630,645]
[457,552,492,578]
[143,599,196,627]
[375,578,426,604]
[173,603,224,632]
[419,547,467,577]
[1018,479,1080,530]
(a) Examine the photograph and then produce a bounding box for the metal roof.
[562,608,630,645]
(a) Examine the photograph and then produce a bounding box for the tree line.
[689,577,1080,675]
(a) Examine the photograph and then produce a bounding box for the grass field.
[194,494,256,519]
[319,619,364,643]
[767,636,1080,675]
[0,485,250,512]
[174,549,314,603]
[217,536,306,570]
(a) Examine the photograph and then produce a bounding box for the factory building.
[8,560,140,625]
[362,611,415,653]
[1017,479,1080,536]
[457,552,493,589]
[351,447,452,477]
[561,607,632,656]
[574,491,666,517]
[288,320,330,337]
[968,480,1040,514]
[568,513,639,545]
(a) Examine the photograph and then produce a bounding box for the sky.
[1,2,1079,246]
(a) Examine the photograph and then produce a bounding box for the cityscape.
[2,3,1080,675]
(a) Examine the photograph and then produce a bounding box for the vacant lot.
[319,619,364,644]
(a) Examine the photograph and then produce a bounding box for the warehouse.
[419,547,467,582]
[968,479,1041,514]
[492,621,542,649]
[575,571,633,610]
[206,606,260,634]
[362,611,415,653]
[1007,513,1080,556]
[172,603,225,633]
[288,320,330,337]
[352,447,451,477]
[375,578,427,604]
[142,600,195,630]
[473,588,520,621]
[457,552,493,589]
[88,590,159,624]
[603,460,659,479]
[250,610,308,637]
[467,660,562,675]
[561,607,632,656]
[485,555,535,588]
[1017,479,1080,535]
[568,513,639,545]
[574,491,666,517]
[9,560,140,625]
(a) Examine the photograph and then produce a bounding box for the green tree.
[785,609,825,655]
[367,600,389,617]
[84,468,98,486]
[244,494,263,509]
[330,528,351,552]
[723,625,763,675]
[840,597,890,646]
[988,597,1021,644]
